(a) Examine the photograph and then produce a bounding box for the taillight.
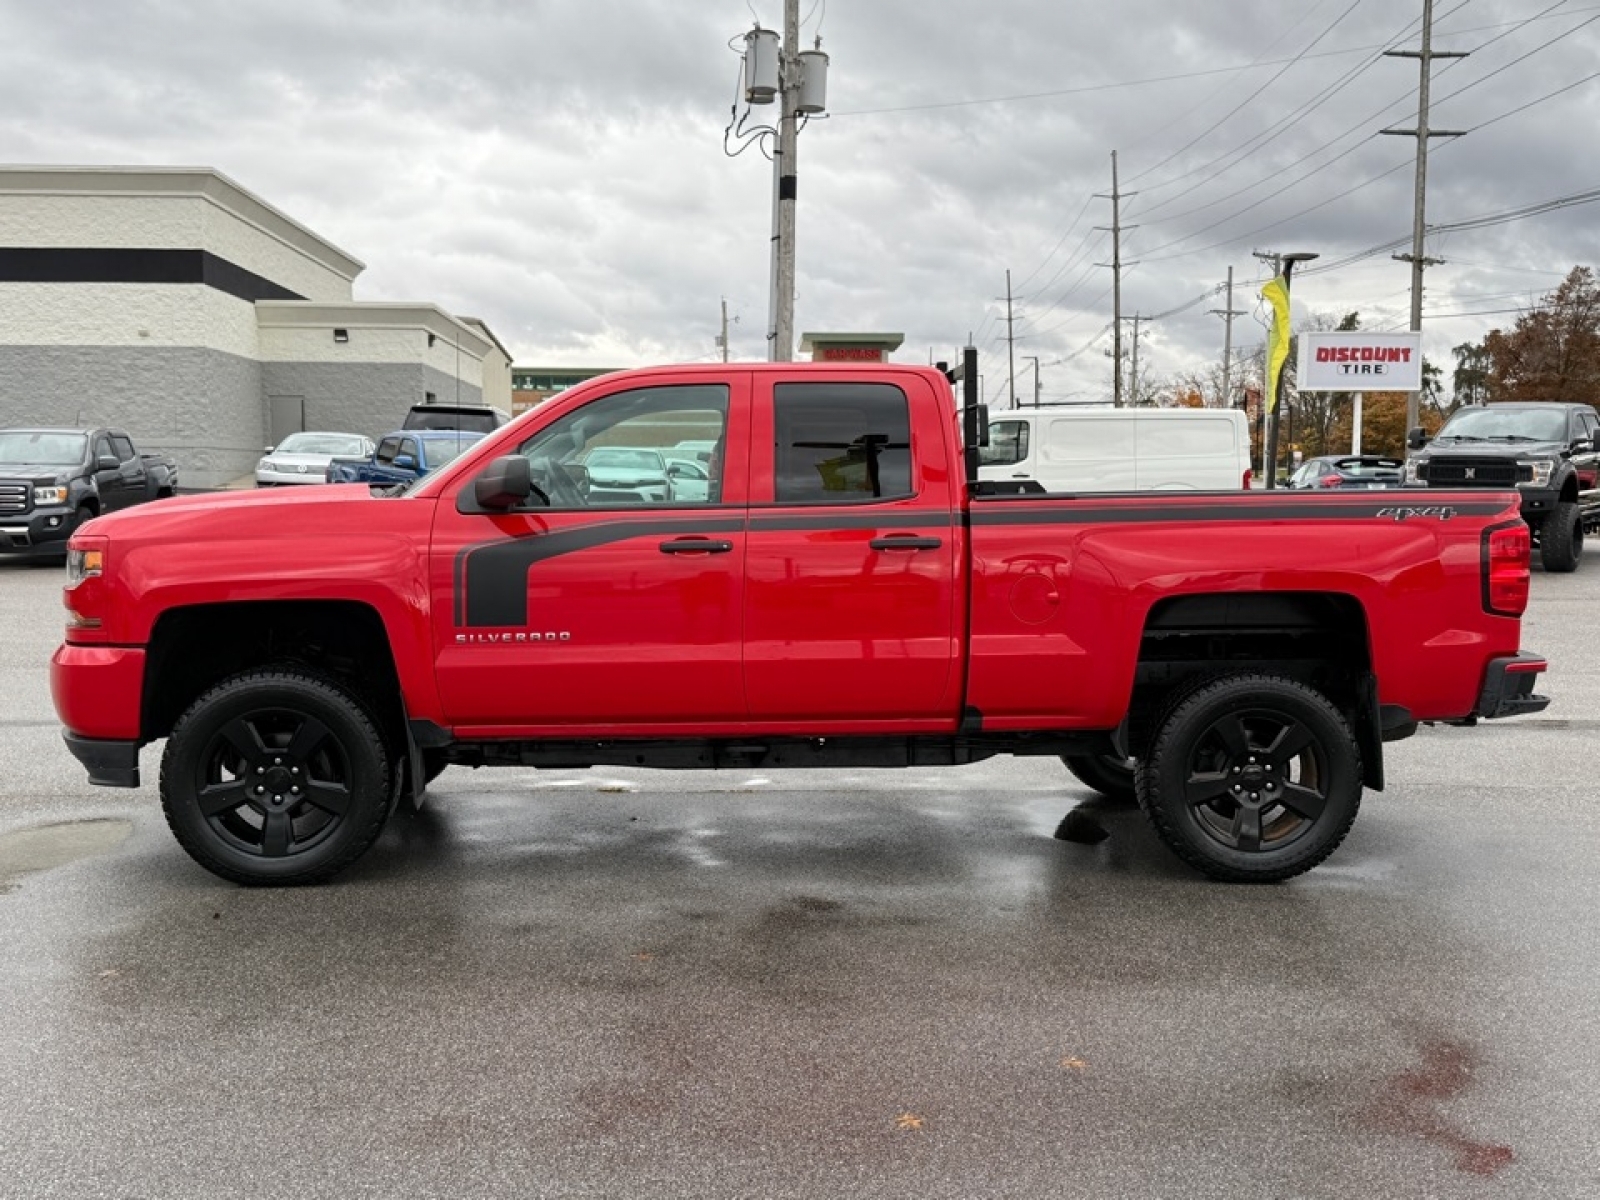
[1318,476,1344,488]
[1483,523,1530,616]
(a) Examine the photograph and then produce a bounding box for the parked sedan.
[325,430,483,486]
[1287,454,1405,490]
[257,432,375,486]
[664,456,711,502]
[581,447,669,502]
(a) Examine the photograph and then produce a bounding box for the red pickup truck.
[51,362,1548,887]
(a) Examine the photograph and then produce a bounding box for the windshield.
[420,434,481,468]
[0,431,87,466]
[1437,406,1569,442]
[276,432,368,456]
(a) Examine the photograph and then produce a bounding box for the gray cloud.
[2,0,1597,402]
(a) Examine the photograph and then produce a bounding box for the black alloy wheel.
[160,670,393,885]
[1136,674,1362,883]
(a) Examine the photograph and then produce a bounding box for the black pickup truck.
[1405,401,1600,572]
[0,427,178,560]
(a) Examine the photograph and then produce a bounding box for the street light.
[1264,251,1318,488]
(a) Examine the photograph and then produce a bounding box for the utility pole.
[719,297,730,362]
[740,3,828,361]
[1128,314,1147,407]
[771,0,801,362]
[1210,266,1245,408]
[1096,151,1135,407]
[1383,0,1466,432]
[1024,355,1041,407]
[1005,269,1017,409]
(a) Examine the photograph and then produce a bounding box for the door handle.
[659,538,733,554]
[869,535,942,551]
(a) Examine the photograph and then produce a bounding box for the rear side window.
[773,383,912,504]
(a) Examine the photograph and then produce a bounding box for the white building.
[0,166,511,487]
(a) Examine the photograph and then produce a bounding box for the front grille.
[1424,459,1527,487]
[0,483,28,516]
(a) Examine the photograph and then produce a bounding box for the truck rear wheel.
[1539,503,1582,573]
[1135,674,1362,883]
[159,670,393,885]
[1061,753,1137,804]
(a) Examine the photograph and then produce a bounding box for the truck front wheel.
[1135,674,1362,883]
[1538,503,1582,573]
[159,670,393,885]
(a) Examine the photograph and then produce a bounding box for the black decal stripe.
[0,247,305,302]
[969,498,1507,525]
[748,510,944,532]
[458,517,744,628]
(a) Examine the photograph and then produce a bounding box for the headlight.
[1518,460,1554,487]
[1403,460,1421,484]
[66,545,104,586]
[258,458,274,471]
[33,485,68,505]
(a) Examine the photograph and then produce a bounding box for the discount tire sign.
[1297,332,1423,392]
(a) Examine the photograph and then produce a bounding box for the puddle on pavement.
[0,820,133,892]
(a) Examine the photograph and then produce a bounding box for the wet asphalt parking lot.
[0,555,1597,1199]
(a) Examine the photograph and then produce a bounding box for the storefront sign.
[1297,332,1423,392]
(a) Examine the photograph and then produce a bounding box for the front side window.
[375,437,402,466]
[513,385,729,509]
[109,435,136,462]
[773,383,912,504]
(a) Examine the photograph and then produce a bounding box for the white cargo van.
[977,407,1253,493]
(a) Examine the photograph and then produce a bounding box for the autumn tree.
[1482,266,1600,401]
[1452,340,1490,409]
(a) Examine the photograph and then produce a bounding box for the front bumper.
[0,505,75,556]
[63,733,141,787]
[1475,652,1550,719]
[256,465,332,486]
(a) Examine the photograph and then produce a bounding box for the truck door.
[429,377,749,729]
[94,433,141,511]
[742,375,961,723]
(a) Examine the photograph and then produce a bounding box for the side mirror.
[96,454,121,471]
[1405,427,1428,451]
[473,455,534,510]
[393,454,417,470]
[666,464,686,479]
[263,444,274,454]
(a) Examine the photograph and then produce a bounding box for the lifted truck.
[1405,401,1600,572]
[52,356,1548,886]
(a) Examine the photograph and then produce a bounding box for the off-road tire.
[1539,503,1582,573]
[160,669,393,885]
[1135,673,1363,883]
[1061,753,1138,805]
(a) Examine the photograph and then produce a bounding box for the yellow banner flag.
[1262,275,1291,414]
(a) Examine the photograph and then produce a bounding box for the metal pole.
[1110,152,1123,408]
[1217,266,1238,407]
[1006,269,1017,409]
[1352,392,1364,454]
[1403,0,1434,436]
[1024,355,1040,407]
[771,0,800,362]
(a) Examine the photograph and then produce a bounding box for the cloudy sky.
[4,0,1598,406]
